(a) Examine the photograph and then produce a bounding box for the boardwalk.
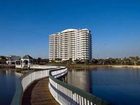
[22,78,59,105]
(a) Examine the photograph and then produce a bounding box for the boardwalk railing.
[49,69,109,105]
[11,66,109,105]
[11,66,65,105]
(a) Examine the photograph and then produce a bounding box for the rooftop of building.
[61,29,77,33]
[22,55,33,59]
[61,28,89,33]
[7,55,21,61]
[49,28,89,36]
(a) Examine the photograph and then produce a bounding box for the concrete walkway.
[22,78,59,105]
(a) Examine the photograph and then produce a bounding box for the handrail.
[49,69,109,105]
[11,67,109,105]
[11,69,50,105]
[11,66,64,105]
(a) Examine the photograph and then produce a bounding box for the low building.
[6,56,21,65]
[16,55,33,69]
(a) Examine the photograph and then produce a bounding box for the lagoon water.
[0,70,19,105]
[67,67,140,105]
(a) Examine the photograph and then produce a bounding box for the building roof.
[61,29,77,33]
[61,28,89,33]
[22,55,33,59]
[8,56,21,61]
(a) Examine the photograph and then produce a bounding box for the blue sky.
[0,0,140,58]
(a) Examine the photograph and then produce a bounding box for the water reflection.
[0,69,19,105]
[67,69,91,92]
[66,68,140,105]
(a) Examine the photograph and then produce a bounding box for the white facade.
[49,29,92,61]
[15,55,33,69]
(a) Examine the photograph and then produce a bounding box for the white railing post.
[82,97,84,105]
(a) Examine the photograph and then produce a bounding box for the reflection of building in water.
[67,70,91,92]
[0,70,6,75]
[0,70,15,76]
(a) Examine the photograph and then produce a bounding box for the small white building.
[6,56,21,65]
[16,55,33,69]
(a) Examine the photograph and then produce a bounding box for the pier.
[11,66,108,105]
[22,78,59,105]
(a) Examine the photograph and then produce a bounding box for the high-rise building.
[49,29,92,61]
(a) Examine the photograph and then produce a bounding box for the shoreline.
[67,64,140,69]
[0,64,15,69]
[109,65,140,69]
[0,64,140,70]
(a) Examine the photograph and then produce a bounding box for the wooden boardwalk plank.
[22,78,59,105]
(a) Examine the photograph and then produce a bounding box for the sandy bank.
[68,64,140,69]
[110,65,140,69]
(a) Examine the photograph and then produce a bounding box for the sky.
[0,0,140,58]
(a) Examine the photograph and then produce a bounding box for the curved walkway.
[22,78,59,105]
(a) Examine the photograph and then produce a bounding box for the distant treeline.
[33,58,49,65]
[0,56,50,65]
[91,56,140,65]
[1,55,140,65]
[52,56,140,65]
[0,56,7,64]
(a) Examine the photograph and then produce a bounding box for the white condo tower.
[49,29,92,61]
